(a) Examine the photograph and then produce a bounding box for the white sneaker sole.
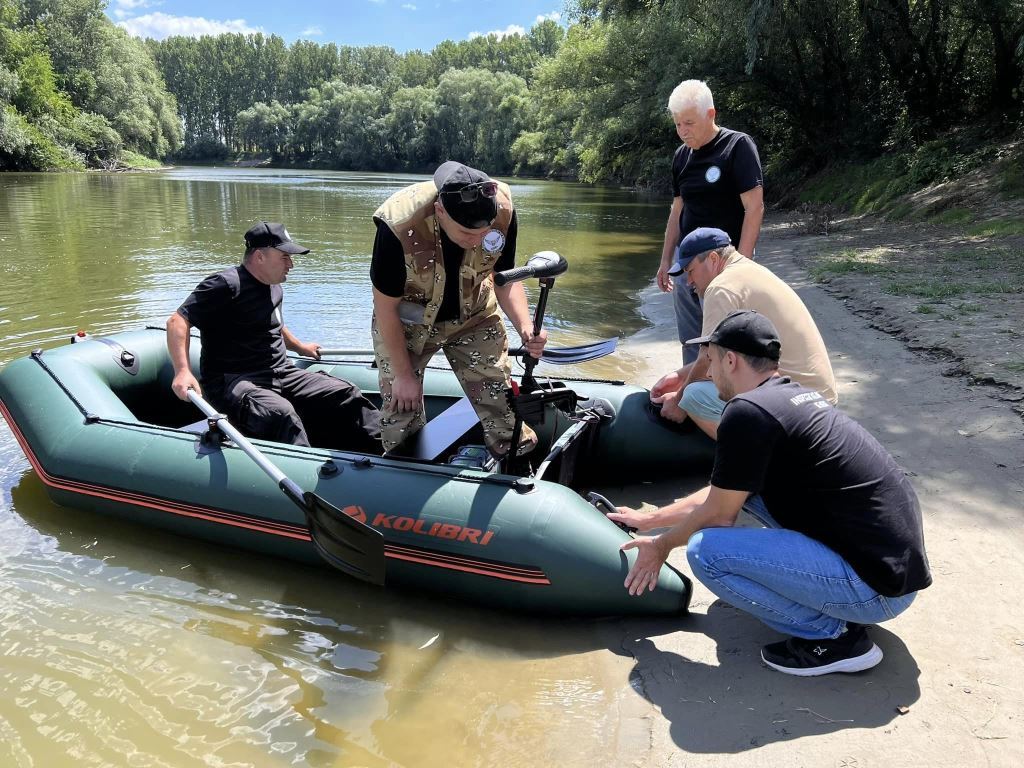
[762,642,884,676]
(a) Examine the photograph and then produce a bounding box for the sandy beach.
[594,224,1024,767]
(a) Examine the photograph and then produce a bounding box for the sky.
[106,0,568,52]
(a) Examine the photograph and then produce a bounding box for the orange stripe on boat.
[1,401,551,586]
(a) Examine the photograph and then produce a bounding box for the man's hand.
[620,536,669,595]
[519,326,548,359]
[656,263,674,293]
[391,372,423,413]
[658,396,688,424]
[651,370,684,401]
[172,370,201,401]
[293,341,322,360]
[607,506,659,533]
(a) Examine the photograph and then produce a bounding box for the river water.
[0,168,672,767]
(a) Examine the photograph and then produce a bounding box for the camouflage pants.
[373,309,537,457]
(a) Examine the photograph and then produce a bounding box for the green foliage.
[800,129,1014,216]
[117,149,164,169]
[0,104,34,166]
[149,18,563,166]
[884,281,966,299]
[928,208,974,226]
[383,85,438,169]
[0,0,178,169]
[997,150,1024,198]
[4,0,1023,187]
[966,219,1024,236]
[237,100,292,154]
[807,247,897,281]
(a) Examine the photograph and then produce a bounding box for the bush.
[174,138,230,162]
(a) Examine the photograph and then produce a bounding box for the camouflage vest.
[372,179,514,354]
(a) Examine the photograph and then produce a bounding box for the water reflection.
[0,168,667,366]
[2,473,632,767]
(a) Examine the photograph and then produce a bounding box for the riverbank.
[786,214,1024,417]
[596,220,1024,766]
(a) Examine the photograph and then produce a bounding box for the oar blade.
[303,492,386,586]
[536,338,618,364]
[508,338,618,365]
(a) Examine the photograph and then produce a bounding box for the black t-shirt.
[370,211,518,322]
[711,377,932,597]
[177,265,289,382]
[672,127,763,247]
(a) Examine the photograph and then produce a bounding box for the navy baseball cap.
[433,160,499,229]
[243,222,310,254]
[685,309,782,361]
[667,227,732,276]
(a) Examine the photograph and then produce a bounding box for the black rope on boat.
[30,350,95,422]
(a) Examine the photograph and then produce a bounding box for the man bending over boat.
[167,222,382,452]
[650,227,837,439]
[612,311,931,676]
[370,161,547,458]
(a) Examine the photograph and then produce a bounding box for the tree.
[384,85,438,168]
[236,100,292,154]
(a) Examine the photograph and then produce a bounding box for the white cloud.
[468,24,526,41]
[111,0,158,20]
[300,26,323,36]
[535,11,561,23]
[402,3,417,9]
[117,12,261,40]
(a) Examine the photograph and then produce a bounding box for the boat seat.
[388,396,480,462]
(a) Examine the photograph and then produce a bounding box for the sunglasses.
[443,181,498,203]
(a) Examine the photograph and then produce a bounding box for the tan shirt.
[702,253,838,404]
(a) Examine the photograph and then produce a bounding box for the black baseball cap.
[433,160,498,229]
[243,221,310,254]
[685,309,782,361]
[667,227,732,276]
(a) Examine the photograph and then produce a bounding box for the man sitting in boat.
[166,222,382,452]
[649,227,837,439]
[369,161,547,458]
[613,310,931,676]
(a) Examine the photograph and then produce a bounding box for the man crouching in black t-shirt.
[166,221,381,452]
[609,310,931,676]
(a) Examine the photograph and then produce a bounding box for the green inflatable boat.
[0,327,712,618]
[0,319,713,615]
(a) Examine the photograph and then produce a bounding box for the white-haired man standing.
[657,79,765,363]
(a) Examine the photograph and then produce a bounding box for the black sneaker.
[761,623,883,676]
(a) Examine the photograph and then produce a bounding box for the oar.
[186,390,386,586]
[315,339,617,365]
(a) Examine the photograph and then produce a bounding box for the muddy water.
[0,168,673,766]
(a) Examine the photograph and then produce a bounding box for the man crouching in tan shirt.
[651,227,837,439]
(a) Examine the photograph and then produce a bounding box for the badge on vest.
[705,166,722,183]
[482,229,505,253]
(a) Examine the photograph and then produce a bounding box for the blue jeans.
[679,380,725,422]
[686,496,917,640]
[673,278,703,364]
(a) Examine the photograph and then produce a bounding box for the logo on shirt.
[705,166,722,183]
[790,391,827,407]
[482,229,505,253]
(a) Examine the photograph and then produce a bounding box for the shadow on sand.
[599,599,921,754]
